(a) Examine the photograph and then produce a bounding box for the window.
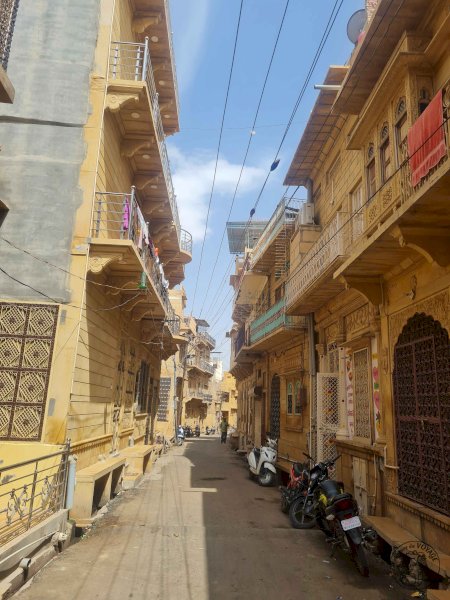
[350,183,364,241]
[287,383,293,415]
[380,124,391,183]
[274,283,285,303]
[418,87,431,115]
[326,156,341,205]
[395,110,408,167]
[353,348,371,440]
[134,361,150,413]
[366,153,376,200]
[294,381,302,415]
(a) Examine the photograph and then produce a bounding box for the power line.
[189,0,245,316]
[198,0,292,318]
[199,0,345,325]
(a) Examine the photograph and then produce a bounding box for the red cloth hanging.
[407,89,447,187]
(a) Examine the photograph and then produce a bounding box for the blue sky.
[167,0,362,365]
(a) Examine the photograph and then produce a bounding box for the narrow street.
[16,438,408,600]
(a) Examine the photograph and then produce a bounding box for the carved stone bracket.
[122,295,147,313]
[88,254,125,274]
[121,137,155,158]
[131,306,157,322]
[135,173,161,191]
[106,92,140,113]
[342,275,383,306]
[132,13,162,34]
[106,280,140,296]
[152,62,170,75]
[391,225,450,267]
[159,100,174,114]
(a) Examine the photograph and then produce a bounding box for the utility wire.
[198,0,292,318]
[189,0,245,316]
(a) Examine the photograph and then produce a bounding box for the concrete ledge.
[364,516,450,578]
[0,509,68,574]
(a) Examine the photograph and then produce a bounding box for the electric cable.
[189,0,245,316]
[198,0,292,318]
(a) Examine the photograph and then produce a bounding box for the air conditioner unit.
[301,203,314,225]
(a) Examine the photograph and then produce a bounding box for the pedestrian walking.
[220,416,228,444]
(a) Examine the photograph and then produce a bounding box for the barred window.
[287,382,293,415]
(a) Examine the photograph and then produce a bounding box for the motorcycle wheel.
[280,494,290,514]
[348,538,369,577]
[258,468,275,487]
[289,497,316,529]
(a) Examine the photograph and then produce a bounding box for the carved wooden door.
[393,313,450,516]
[270,375,280,439]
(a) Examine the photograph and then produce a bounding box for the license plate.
[341,516,361,531]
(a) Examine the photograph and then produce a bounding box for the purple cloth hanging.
[122,198,130,231]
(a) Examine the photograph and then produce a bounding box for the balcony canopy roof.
[284,66,348,187]
[235,272,267,306]
[227,221,268,254]
[333,0,430,114]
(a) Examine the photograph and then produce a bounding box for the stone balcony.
[248,298,307,350]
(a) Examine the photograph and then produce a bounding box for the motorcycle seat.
[330,492,353,504]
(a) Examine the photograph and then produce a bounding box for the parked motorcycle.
[184,425,193,438]
[194,425,200,437]
[176,426,185,445]
[279,460,309,514]
[289,454,371,577]
[205,426,210,435]
[247,437,277,487]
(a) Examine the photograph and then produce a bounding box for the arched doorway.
[270,375,280,439]
[393,313,450,515]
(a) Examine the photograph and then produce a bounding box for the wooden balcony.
[105,40,189,285]
[336,104,450,295]
[286,212,349,315]
[248,298,307,351]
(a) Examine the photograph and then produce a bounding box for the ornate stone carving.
[325,321,339,343]
[389,290,450,346]
[106,92,140,113]
[345,305,369,335]
[382,186,393,208]
[384,468,397,494]
[88,254,124,274]
[132,13,162,34]
[135,173,161,190]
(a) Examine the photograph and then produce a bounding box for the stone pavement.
[16,437,410,600]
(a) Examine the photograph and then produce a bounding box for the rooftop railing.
[251,197,301,267]
[109,40,181,244]
[0,444,70,547]
[91,188,174,320]
[0,0,20,70]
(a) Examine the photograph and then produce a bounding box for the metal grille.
[353,348,371,440]
[157,377,171,422]
[393,313,450,516]
[317,373,339,461]
[0,444,69,546]
[0,303,59,441]
[270,376,280,439]
[0,0,19,70]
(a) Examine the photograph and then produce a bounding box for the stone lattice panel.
[0,303,58,441]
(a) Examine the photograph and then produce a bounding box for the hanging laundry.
[407,89,446,187]
[122,197,130,231]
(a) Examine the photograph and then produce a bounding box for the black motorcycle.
[184,426,193,438]
[194,425,200,437]
[289,454,371,577]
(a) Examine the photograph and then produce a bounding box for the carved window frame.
[366,144,376,201]
[379,122,391,184]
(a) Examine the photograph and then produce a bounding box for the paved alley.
[17,439,409,600]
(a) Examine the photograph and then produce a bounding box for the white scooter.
[247,437,277,486]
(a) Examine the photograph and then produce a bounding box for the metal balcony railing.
[286,212,349,309]
[186,356,215,375]
[0,444,70,547]
[163,0,180,114]
[91,188,173,318]
[0,0,19,70]
[197,330,216,349]
[109,40,181,244]
[180,229,192,254]
[251,197,301,267]
[234,325,247,357]
[249,298,307,345]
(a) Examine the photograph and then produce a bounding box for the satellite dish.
[347,9,366,44]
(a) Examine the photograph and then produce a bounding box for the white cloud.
[169,145,266,242]
[171,0,209,93]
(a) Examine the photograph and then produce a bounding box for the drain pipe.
[65,455,77,510]
[307,313,316,457]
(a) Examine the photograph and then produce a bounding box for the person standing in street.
[220,416,228,444]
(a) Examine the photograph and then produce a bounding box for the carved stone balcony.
[89,188,172,324]
[336,96,450,298]
[106,40,186,284]
[249,298,307,350]
[286,212,349,315]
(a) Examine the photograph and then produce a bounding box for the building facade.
[231,0,450,564]
[0,0,191,550]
